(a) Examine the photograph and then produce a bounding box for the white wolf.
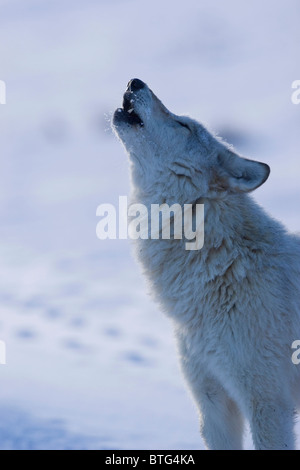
[112,78,300,450]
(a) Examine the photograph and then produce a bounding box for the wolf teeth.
[127,108,134,114]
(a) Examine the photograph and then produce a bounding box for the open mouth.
[114,91,144,127]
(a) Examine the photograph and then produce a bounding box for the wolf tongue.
[123,92,132,112]
[121,91,143,125]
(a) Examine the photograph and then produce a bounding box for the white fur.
[112,80,300,450]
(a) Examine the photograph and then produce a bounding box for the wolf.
[112,78,300,450]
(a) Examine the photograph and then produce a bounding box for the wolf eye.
[176,121,190,131]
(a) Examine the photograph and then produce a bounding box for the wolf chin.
[112,78,300,450]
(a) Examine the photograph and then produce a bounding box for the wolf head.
[112,79,270,204]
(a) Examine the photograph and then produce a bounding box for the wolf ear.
[216,149,270,193]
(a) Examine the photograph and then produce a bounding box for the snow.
[0,0,299,450]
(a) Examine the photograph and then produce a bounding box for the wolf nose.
[127,78,145,92]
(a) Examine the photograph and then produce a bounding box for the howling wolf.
[112,78,300,450]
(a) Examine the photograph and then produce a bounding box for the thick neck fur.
[130,179,288,325]
[203,193,284,254]
[130,172,285,258]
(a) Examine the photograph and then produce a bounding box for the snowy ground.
[0,0,299,450]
